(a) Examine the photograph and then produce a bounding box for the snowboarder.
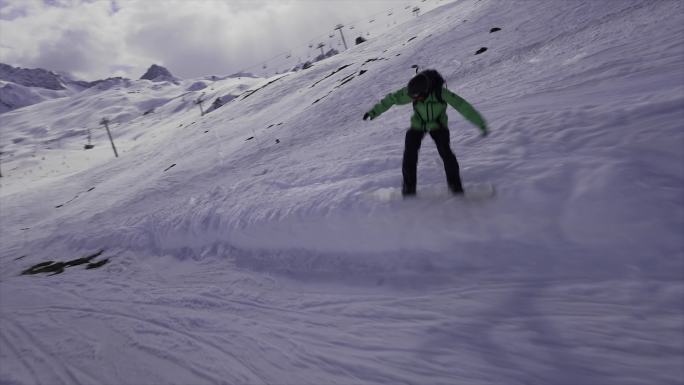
[363,69,488,196]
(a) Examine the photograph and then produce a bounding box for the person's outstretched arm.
[364,87,413,120]
[443,88,488,135]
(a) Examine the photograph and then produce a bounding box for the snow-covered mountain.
[0,63,183,114]
[0,63,68,90]
[1,1,683,384]
[0,63,84,113]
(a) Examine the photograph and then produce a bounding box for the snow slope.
[1,0,683,384]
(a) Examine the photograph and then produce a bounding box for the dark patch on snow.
[312,95,327,105]
[335,74,356,88]
[246,136,254,141]
[295,61,314,71]
[241,75,289,100]
[313,74,357,104]
[490,27,502,33]
[164,164,176,172]
[362,58,385,66]
[313,72,359,104]
[85,259,110,270]
[310,64,353,88]
[359,70,367,75]
[21,250,107,276]
[406,36,418,43]
[313,48,340,63]
[22,261,55,274]
[55,186,96,208]
[475,47,488,55]
[186,81,208,91]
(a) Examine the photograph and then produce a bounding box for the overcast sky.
[0,0,449,81]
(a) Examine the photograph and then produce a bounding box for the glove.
[363,112,371,121]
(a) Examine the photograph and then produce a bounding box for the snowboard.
[368,183,496,202]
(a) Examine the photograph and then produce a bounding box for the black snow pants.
[402,127,464,195]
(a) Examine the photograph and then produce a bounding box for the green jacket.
[367,87,487,133]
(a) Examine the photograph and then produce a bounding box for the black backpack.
[411,69,445,103]
[425,69,445,102]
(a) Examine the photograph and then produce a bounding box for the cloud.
[123,1,301,77]
[0,0,41,21]
[0,0,429,80]
[33,29,97,72]
[0,0,130,78]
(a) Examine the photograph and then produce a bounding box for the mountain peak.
[140,64,179,82]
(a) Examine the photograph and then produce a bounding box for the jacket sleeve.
[443,88,487,133]
[367,87,413,119]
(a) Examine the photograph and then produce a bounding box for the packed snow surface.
[1,0,683,384]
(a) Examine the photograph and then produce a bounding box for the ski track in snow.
[1,0,684,384]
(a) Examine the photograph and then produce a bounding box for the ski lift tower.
[100,118,118,158]
[334,24,348,50]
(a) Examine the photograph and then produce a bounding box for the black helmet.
[407,73,430,98]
